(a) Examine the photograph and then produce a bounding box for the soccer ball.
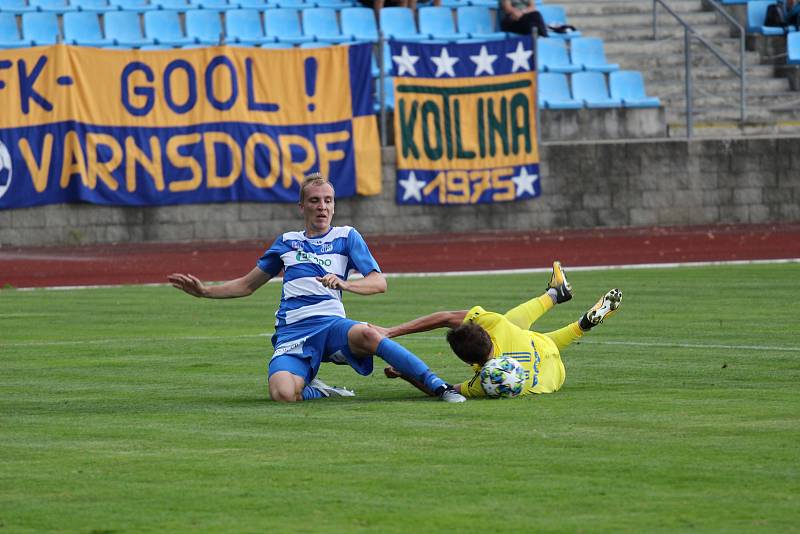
[480,356,527,398]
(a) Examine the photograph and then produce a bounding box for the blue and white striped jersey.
[256,226,381,330]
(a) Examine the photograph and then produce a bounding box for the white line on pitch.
[7,257,800,291]
[3,332,799,353]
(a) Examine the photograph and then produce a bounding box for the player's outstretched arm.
[317,271,387,295]
[380,310,469,338]
[168,267,272,299]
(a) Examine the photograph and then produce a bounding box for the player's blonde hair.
[299,172,336,203]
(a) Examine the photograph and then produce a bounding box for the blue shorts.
[267,317,374,384]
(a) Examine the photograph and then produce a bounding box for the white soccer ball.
[480,356,527,398]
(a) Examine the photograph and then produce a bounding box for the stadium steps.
[554,0,798,137]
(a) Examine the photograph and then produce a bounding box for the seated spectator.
[498,0,548,37]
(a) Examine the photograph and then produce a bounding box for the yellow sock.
[504,294,554,330]
[543,322,584,352]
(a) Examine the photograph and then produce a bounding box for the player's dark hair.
[446,323,492,365]
[299,172,335,203]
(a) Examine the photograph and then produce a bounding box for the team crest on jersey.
[319,243,333,253]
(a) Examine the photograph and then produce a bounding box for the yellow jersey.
[458,306,566,398]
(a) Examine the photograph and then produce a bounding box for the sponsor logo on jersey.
[295,250,332,267]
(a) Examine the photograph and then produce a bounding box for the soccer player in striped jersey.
[378,262,622,398]
[169,173,466,403]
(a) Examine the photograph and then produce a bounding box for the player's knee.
[269,386,299,403]
[351,324,384,353]
[268,373,302,402]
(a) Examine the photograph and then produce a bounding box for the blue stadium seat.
[380,40,392,73]
[302,7,351,43]
[747,0,787,35]
[571,71,621,108]
[0,0,35,14]
[788,30,800,63]
[538,4,581,39]
[608,70,660,108]
[70,0,113,11]
[236,0,268,7]
[456,6,505,40]
[259,40,292,47]
[418,6,468,41]
[188,0,229,10]
[30,0,75,11]
[0,12,27,46]
[537,37,580,73]
[340,6,377,42]
[108,0,154,10]
[264,8,312,43]
[150,0,187,9]
[379,7,426,41]
[569,37,618,72]
[64,11,113,44]
[145,9,194,44]
[537,72,582,109]
[105,10,153,45]
[274,0,311,8]
[22,11,60,43]
[225,8,274,44]
[185,9,222,43]
[313,0,350,7]
[374,75,394,112]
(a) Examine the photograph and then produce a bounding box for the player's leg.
[543,288,623,351]
[268,335,331,402]
[342,322,466,402]
[267,357,309,402]
[504,261,573,329]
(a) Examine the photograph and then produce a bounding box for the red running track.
[1,223,799,288]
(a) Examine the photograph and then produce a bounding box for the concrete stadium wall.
[1,136,799,247]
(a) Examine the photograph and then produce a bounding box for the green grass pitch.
[1,263,799,532]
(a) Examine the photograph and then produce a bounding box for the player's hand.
[384,366,402,379]
[316,273,349,291]
[168,273,207,298]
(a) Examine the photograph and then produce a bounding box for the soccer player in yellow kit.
[379,262,622,398]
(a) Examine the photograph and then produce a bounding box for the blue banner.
[390,37,541,205]
[0,44,382,210]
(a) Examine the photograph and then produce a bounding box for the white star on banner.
[511,166,539,197]
[431,46,459,77]
[398,171,426,202]
[470,45,497,76]
[393,45,419,76]
[506,41,533,72]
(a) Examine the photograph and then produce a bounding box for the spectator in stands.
[788,0,800,26]
[498,0,548,37]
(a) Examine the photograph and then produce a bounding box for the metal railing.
[652,0,746,137]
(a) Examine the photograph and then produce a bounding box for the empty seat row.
[0,8,371,46]
[539,71,660,109]
[0,5,526,47]
[538,37,617,73]
[0,0,358,12]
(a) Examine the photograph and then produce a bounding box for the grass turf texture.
[1,263,798,532]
